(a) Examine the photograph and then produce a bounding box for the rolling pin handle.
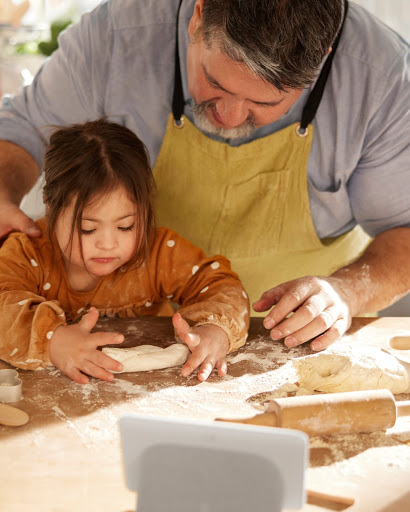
[396,400,410,418]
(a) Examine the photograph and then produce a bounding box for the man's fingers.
[268,294,328,341]
[282,306,340,348]
[0,206,41,238]
[310,317,350,351]
[253,286,283,312]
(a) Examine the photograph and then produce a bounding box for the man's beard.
[192,100,256,141]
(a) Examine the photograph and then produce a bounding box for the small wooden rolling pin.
[390,335,410,350]
[217,389,410,436]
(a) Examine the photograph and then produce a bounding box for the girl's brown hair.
[43,118,155,269]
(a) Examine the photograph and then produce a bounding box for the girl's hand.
[172,312,229,382]
[49,307,125,384]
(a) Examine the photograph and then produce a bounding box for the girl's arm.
[150,228,250,380]
[152,228,250,351]
[0,235,66,370]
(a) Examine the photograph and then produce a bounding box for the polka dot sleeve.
[0,233,66,370]
[149,228,250,352]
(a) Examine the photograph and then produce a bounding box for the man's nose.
[215,98,249,128]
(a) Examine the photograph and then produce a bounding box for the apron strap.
[172,0,185,126]
[299,0,349,132]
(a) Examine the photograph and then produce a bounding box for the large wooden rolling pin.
[217,389,410,436]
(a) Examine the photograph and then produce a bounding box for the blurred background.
[0,0,409,315]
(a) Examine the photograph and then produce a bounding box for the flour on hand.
[102,343,189,373]
[292,345,409,394]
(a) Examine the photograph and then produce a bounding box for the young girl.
[0,119,249,384]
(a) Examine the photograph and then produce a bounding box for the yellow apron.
[153,0,370,313]
[153,116,371,312]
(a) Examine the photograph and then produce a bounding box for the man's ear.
[188,0,205,39]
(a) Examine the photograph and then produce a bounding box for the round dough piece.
[292,345,409,394]
[102,343,189,373]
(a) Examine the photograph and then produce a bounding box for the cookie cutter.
[0,369,23,403]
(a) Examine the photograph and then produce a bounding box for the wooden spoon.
[0,402,29,426]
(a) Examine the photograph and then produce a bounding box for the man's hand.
[0,200,41,239]
[49,307,125,384]
[253,276,354,351]
[172,312,229,381]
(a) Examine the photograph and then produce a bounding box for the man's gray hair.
[201,0,344,90]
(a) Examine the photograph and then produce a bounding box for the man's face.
[187,22,303,140]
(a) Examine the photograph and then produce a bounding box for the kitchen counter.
[1,316,410,512]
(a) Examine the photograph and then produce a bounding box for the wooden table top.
[1,316,410,512]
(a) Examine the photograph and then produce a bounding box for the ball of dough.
[102,343,189,373]
[292,345,409,394]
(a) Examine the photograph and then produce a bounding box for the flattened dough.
[292,345,409,394]
[102,344,189,373]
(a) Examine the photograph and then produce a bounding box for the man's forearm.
[332,227,410,315]
[0,140,40,205]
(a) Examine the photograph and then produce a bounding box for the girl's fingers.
[215,358,227,377]
[197,355,218,382]
[93,351,123,373]
[172,312,190,338]
[79,307,99,333]
[91,332,124,348]
[181,346,207,377]
[81,360,116,382]
[183,332,201,351]
[63,367,89,385]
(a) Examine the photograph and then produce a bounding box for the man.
[0,0,409,357]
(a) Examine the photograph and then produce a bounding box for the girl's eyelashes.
[118,224,135,232]
[80,224,135,235]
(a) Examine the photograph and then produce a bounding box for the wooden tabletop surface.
[1,316,410,512]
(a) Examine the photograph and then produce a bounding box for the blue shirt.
[0,0,409,238]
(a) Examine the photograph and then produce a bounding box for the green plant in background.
[15,20,72,56]
[38,20,72,56]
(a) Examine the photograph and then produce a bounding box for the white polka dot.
[46,331,54,340]
[30,259,38,267]
[167,240,175,247]
[192,265,199,275]
[211,262,220,270]
[166,294,174,299]
[77,308,84,314]
[242,290,248,299]
[18,299,29,306]
[145,301,152,307]
[43,282,51,290]
[200,286,209,294]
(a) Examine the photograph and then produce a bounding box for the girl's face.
[55,186,138,289]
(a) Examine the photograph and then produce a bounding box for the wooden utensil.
[0,402,29,427]
[390,336,410,350]
[216,389,410,436]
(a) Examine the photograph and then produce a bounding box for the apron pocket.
[209,168,292,258]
